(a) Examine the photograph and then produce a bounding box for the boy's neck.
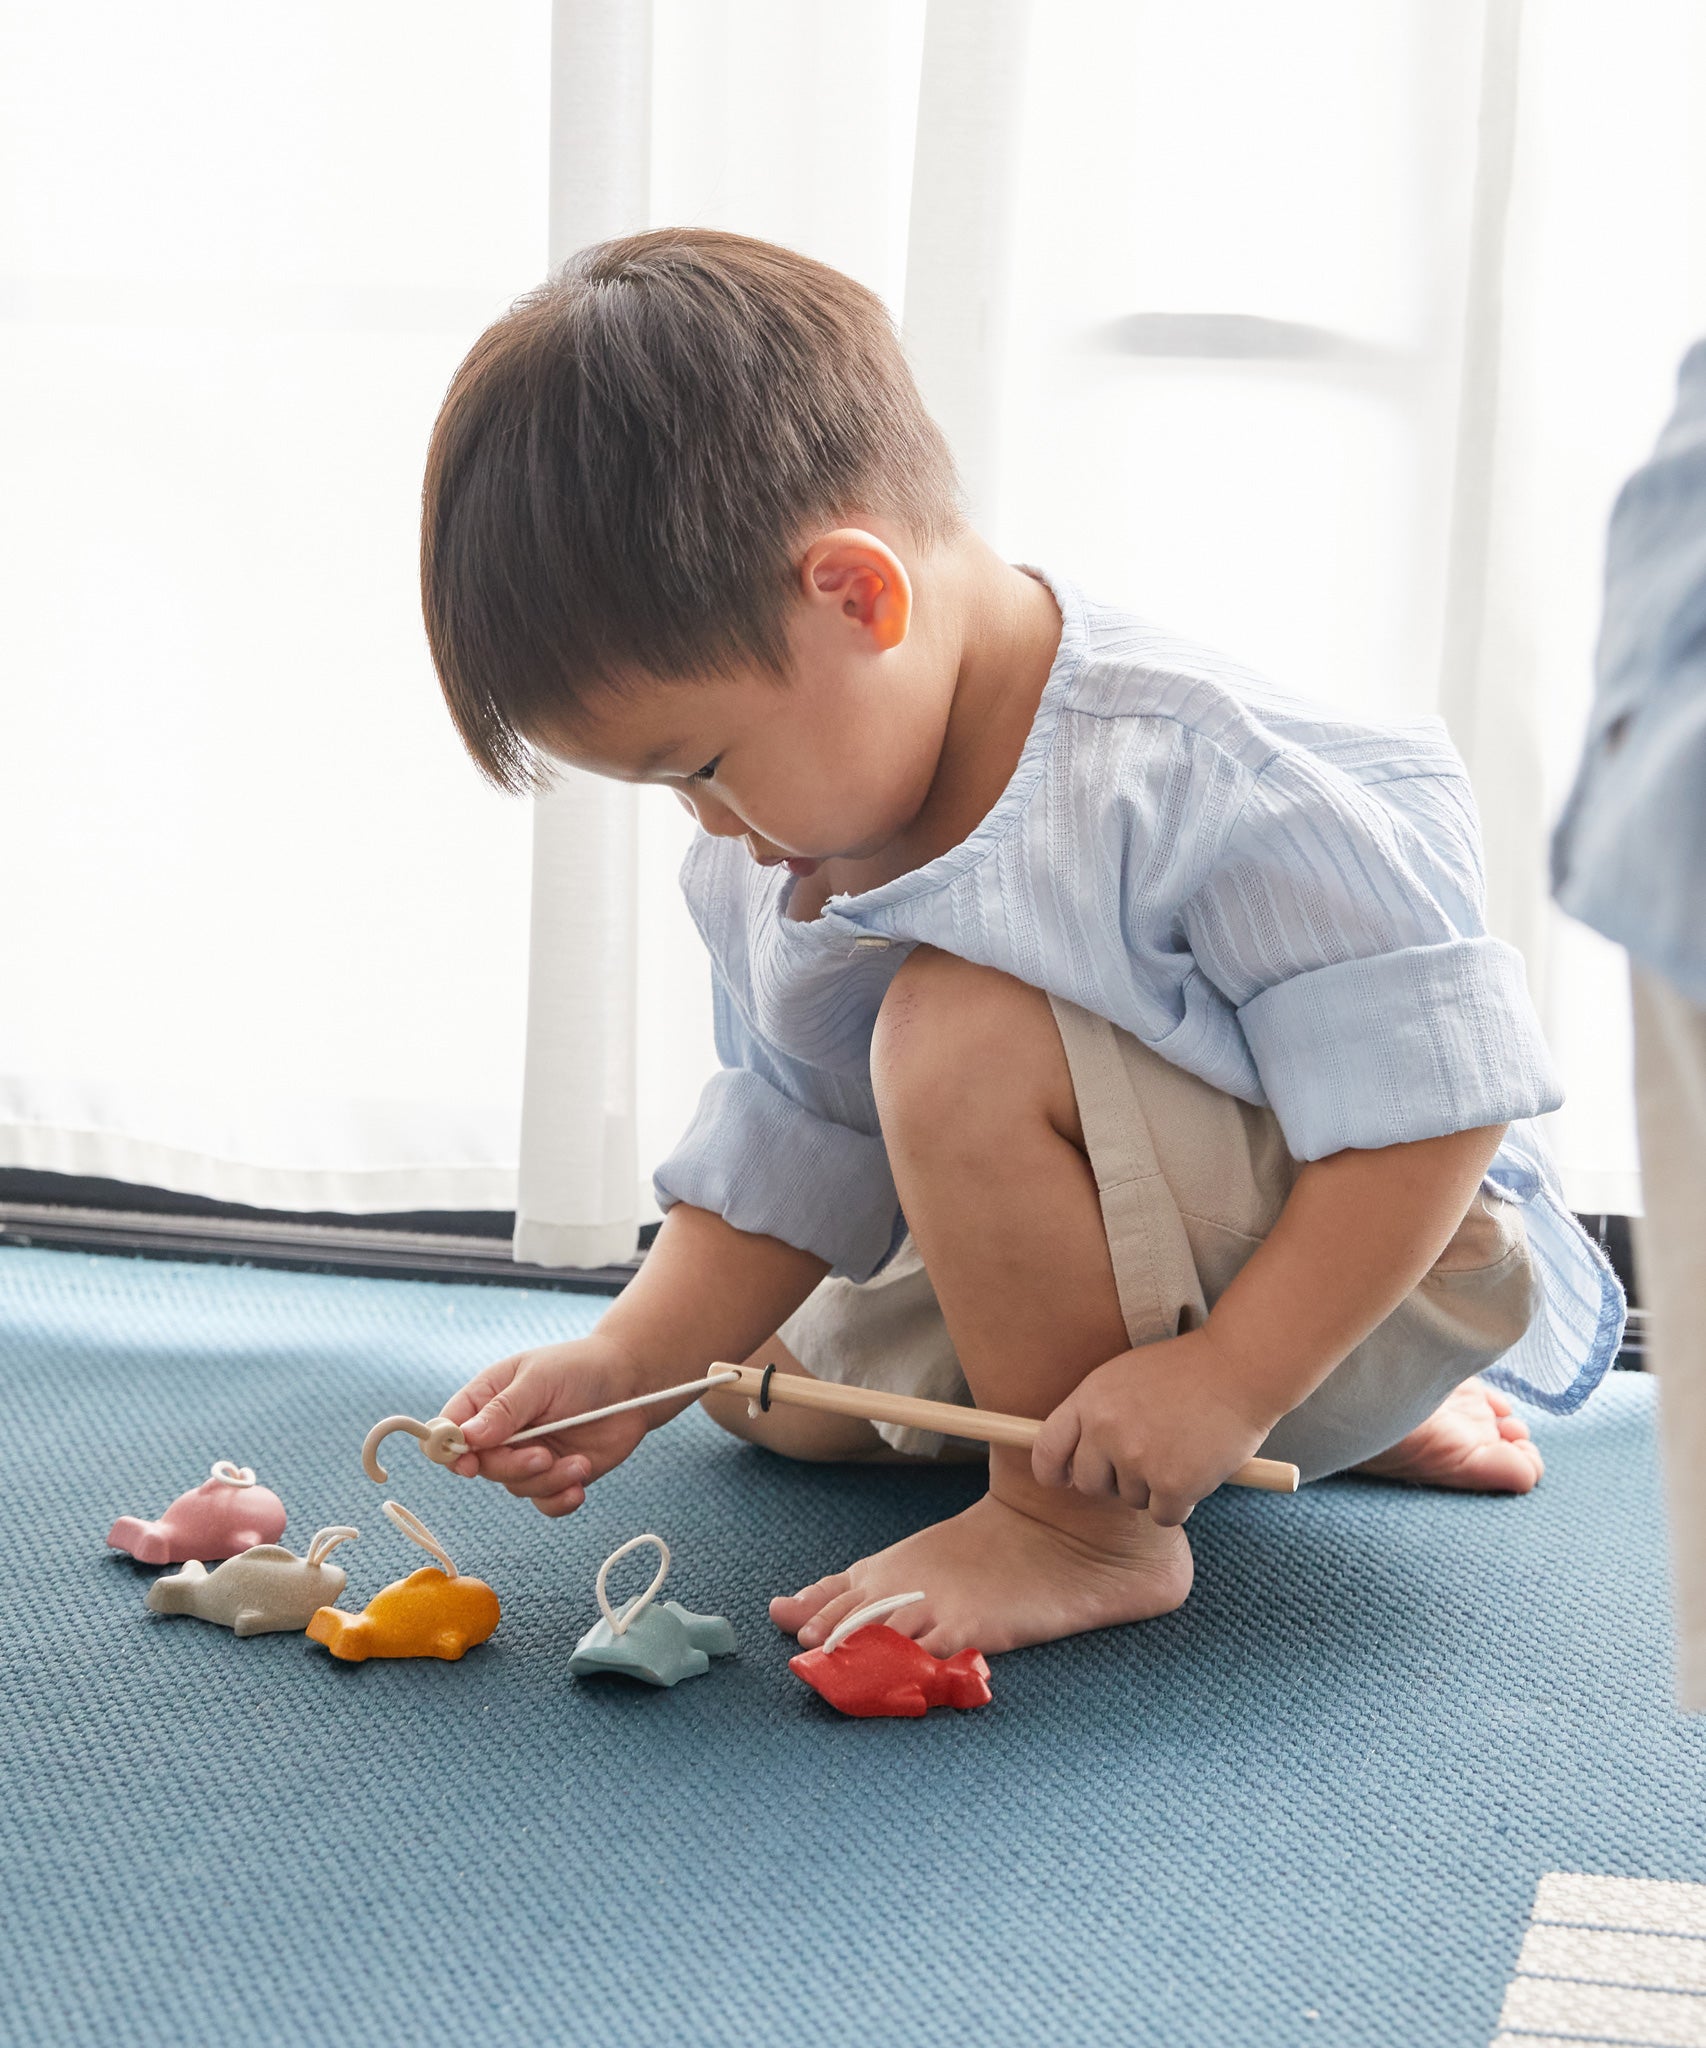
[788,539,1062,919]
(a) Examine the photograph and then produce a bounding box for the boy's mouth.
[749,840,822,879]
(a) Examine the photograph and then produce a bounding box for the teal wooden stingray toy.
[569,1533,737,1688]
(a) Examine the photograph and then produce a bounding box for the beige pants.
[1632,967,1706,1711]
[781,996,1536,1482]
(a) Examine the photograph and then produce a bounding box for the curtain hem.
[0,1126,518,1216]
[512,1216,640,1269]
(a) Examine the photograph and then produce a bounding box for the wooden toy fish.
[146,1527,358,1636]
[108,1461,288,1566]
[568,1533,737,1688]
[307,1502,497,1663]
[789,1592,992,1719]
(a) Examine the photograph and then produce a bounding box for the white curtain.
[4,2,1699,1239]
[510,0,652,1269]
[0,2,547,1213]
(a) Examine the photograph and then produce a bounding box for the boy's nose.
[676,789,747,839]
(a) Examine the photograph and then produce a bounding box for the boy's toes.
[769,1572,850,1638]
[791,1585,873,1649]
[1466,1434,1544,1491]
[1355,1378,1545,1493]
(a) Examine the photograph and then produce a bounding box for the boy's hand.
[432,1204,829,1520]
[439,1335,659,1517]
[1029,1327,1275,1527]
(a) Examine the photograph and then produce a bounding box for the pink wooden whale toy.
[107,1460,288,1565]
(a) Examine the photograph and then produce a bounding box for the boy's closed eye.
[688,757,721,783]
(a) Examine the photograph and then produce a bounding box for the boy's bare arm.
[443,1204,826,1514]
[599,1202,829,1383]
[1207,1120,1511,1410]
[1033,1122,1510,1524]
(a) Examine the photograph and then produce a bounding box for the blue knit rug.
[2,1245,1701,2048]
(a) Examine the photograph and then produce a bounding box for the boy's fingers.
[531,1484,586,1519]
[1030,1405,1082,1489]
[502,1458,592,1502]
[1108,1457,1152,1513]
[1144,1485,1192,1528]
[461,1385,533,1450]
[1069,1448,1121,1500]
[475,1444,560,1484]
[484,1447,592,1488]
[441,1357,520,1430]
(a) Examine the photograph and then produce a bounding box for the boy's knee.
[872,948,1074,1144]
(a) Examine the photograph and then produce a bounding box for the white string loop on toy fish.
[383,1500,458,1580]
[305,1526,359,1570]
[361,1368,742,1483]
[209,1460,257,1488]
[821,1590,924,1655]
[595,1533,671,1638]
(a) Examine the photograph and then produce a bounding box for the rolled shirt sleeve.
[652,969,903,1282]
[1185,748,1562,1159]
[1237,936,1559,1158]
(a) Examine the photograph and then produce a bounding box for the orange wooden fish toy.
[307,1502,498,1663]
[789,1592,992,1719]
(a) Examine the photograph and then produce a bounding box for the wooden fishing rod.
[364,1364,1302,1495]
[714,1363,1301,1494]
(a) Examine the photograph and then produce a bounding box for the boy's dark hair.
[420,228,963,791]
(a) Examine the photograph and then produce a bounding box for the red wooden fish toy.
[789,1591,992,1719]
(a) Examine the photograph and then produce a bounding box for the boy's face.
[536,531,949,879]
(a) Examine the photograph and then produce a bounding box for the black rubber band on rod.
[758,1361,778,1413]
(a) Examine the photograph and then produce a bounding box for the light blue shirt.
[1553,338,1706,1005]
[657,574,1625,1413]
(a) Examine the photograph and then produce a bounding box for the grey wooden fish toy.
[569,1533,737,1688]
[145,1525,359,1636]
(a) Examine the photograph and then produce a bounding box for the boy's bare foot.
[1353,1377,1543,1493]
[770,1452,1192,1656]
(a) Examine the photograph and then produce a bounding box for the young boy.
[420,228,1623,1657]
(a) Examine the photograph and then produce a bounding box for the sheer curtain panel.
[0,3,549,1213]
[510,0,651,1269]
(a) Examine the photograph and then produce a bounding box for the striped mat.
[1497,1872,1706,2046]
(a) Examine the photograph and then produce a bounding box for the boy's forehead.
[539,675,750,777]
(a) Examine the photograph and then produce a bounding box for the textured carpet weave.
[2,1245,1703,2048]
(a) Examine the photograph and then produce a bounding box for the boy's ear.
[800,530,912,652]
